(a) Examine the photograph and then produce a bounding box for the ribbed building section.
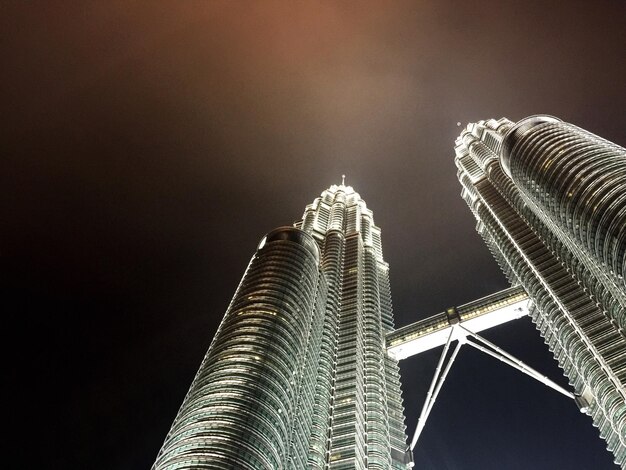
[455,116,626,466]
[153,228,325,469]
[298,183,408,469]
[500,117,626,325]
[154,183,408,469]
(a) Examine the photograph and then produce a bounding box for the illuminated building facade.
[153,182,409,469]
[455,115,626,466]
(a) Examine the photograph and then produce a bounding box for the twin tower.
[154,116,626,469]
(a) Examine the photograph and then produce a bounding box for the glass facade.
[153,184,408,469]
[455,116,626,466]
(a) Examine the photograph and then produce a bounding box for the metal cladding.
[455,116,626,466]
[153,185,408,469]
[500,115,561,178]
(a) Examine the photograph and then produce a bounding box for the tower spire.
[341,174,345,186]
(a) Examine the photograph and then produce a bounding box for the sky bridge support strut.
[407,325,575,454]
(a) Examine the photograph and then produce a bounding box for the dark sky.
[3,1,625,469]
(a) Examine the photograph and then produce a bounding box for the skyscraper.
[153,182,409,469]
[455,115,626,466]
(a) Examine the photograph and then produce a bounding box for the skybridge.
[388,286,581,464]
[387,286,529,360]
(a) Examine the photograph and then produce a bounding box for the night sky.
[4,2,626,469]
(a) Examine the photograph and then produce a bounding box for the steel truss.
[407,324,575,461]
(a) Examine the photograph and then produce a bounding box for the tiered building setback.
[455,115,626,466]
[153,183,409,469]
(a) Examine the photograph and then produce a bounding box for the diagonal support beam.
[409,327,460,451]
[421,341,463,431]
[407,324,576,458]
[407,322,577,462]
[460,325,575,399]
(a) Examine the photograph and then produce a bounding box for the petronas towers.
[154,115,626,469]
